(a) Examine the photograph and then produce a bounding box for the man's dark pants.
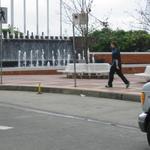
[108,66,129,87]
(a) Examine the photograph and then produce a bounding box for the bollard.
[37,83,42,94]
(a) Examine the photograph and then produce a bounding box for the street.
[0,91,148,150]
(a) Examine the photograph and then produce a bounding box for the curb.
[0,85,140,102]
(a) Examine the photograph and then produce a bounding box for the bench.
[58,63,110,78]
[87,63,110,78]
[135,66,150,81]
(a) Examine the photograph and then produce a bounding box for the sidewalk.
[0,74,146,102]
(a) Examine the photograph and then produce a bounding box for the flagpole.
[23,0,26,34]
[36,0,39,35]
[47,0,49,36]
[11,0,14,34]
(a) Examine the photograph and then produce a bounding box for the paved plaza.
[1,74,147,97]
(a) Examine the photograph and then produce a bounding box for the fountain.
[52,56,55,66]
[63,49,66,66]
[36,50,39,67]
[41,49,45,66]
[87,48,90,63]
[17,48,72,68]
[57,49,61,66]
[23,51,27,67]
[12,33,15,39]
[82,50,84,60]
[7,32,9,39]
[67,54,71,65]
[52,51,55,66]
[92,54,95,63]
[2,33,4,39]
[18,32,21,39]
[78,53,81,63]
[47,61,50,67]
[23,33,25,39]
[18,50,21,67]
[30,50,33,67]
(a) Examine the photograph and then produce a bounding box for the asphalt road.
[0,91,148,150]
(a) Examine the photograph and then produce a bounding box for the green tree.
[89,29,150,52]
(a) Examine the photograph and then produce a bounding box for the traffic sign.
[0,7,7,24]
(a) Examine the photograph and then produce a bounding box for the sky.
[0,0,147,36]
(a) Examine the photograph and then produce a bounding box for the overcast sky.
[0,0,147,36]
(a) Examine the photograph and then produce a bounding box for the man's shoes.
[105,85,113,88]
[126,82,130,89]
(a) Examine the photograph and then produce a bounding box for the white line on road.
[0,126,13,130]
[0,102,139,131]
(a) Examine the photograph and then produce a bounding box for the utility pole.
[47,0,50,36]
[36,0,39,36]
[23,0,26,34]
[60,0,62,36]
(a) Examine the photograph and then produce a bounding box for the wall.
[92,52,150,73]
[94,52,150,64]
[2,38,73,67]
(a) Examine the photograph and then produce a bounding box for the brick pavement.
[1,74,146,96]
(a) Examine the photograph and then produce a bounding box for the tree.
[62,0,109,62]
[89,29,150,52]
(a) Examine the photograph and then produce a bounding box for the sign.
[72,13,88,25]
[72,13,80,25]
[0,7,7,24]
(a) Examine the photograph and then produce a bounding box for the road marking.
[0,102,139,131]
[0,126,13,130]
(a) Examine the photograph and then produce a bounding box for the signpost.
[72,12,88,87]
[0,7,7,84]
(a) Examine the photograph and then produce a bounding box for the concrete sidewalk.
[0,74,146,102]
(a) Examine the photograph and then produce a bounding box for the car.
[138,82,150,145]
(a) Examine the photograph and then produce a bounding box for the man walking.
[106,41,130,88]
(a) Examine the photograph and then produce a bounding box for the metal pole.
[85,13,89,64]
[0,23,2,84]
[36,0,39,35]
[11,0,14,34]
[0,0,2,84]
[23,0,26,34]
[72,23,77,87]
[82,0,85,11]
[47,0,49,36]
[60,0,62,36]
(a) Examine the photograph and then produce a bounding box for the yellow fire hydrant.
[37,83,42,94]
